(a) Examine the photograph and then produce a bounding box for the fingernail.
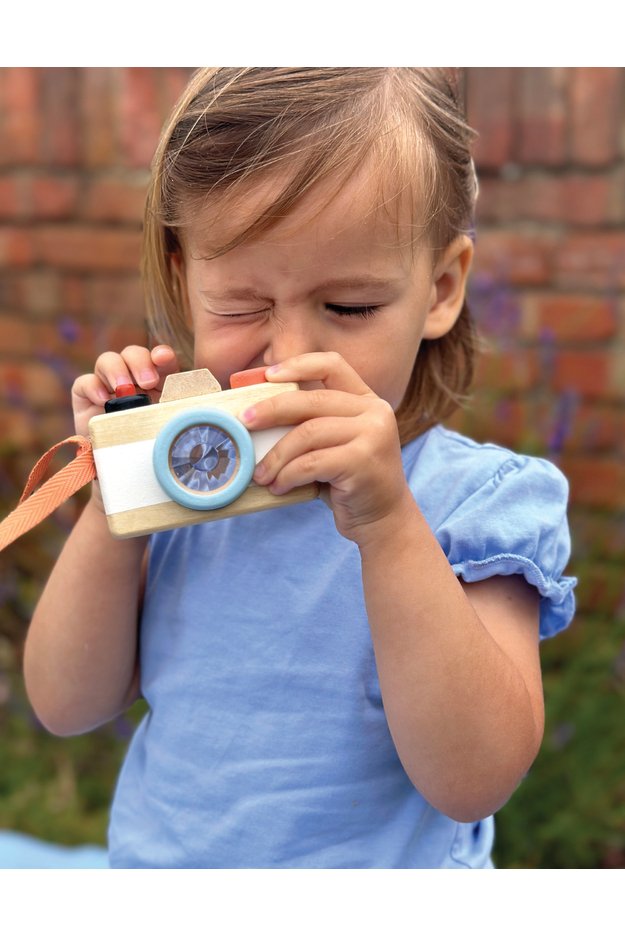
[253,463,267,482]
[139,369,157,384]
[241,406,256,425]
[266,364,281,375]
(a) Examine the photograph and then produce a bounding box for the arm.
[243,352,544,822]
[23,500,146,736]
[23,344,180,736]
[359,499,543,821]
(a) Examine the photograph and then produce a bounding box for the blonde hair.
[143,67,479,443]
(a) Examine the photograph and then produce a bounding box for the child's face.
[176,170,459,411]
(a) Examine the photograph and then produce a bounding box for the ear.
[423,235,473,339]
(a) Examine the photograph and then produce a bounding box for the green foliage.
[0,449,144,850]
[0,674,144,847]
[493,612,625,868]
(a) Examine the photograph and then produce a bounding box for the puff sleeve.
[434,454,577,640]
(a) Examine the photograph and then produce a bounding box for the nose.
[262,307,321,367]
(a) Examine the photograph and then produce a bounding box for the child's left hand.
[239,352,412,546]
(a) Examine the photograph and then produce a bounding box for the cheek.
[191,323,265,387]
[378,347,421,411]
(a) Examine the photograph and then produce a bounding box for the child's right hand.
[71,344,181,438]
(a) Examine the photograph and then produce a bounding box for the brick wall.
[457,67,625,626]
[1,67,624,622]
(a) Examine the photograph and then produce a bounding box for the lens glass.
[169,424,240,493]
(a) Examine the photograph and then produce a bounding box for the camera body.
[89,368,318,539]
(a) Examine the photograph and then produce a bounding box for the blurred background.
[0,67,623,868]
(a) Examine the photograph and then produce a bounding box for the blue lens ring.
[153,408,255,510]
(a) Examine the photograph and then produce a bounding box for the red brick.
[102,323,150,352]
[87,274,144,320]
[449,396,537,449]
[35,409,78,446]
[518,68,568,165]
[0,315,31,353]
[0,273,21,313]
[550,350,616,400]
[0,172,80,221]
[118,69,163,168]
[563,402,625,452]
[474,179,515,224]
[475,349,540,393]
[0,68,40,165]
[30,175,80,219]
[466,68,515,169]
[559,455,625,509]
[570,68,623,166]
[0,405,38,449]
[40,68,80,166]
[476,173,624,226]
[558,171,625,226]
[83,177,148,223]
[522,293,619,342]
[574,560,625,615]
[81,68,118,168]
[473,229,555,286]
[60,275,89,317]
[0,361,65,407]
[0,227,34,266]
[0,175,24,219]
[33,225,142,271]
[554,233,625,290]
[18,270,62,317]
[569,507,625,557]
[159,68,195,114]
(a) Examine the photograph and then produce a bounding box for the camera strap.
[0,436,96,553]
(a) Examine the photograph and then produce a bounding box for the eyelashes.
[208,304,383,321]
[325,304,381,319]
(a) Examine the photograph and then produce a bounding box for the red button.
[229,367,268,389]
[115,383,137,398]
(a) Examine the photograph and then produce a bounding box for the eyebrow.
[199,288,266,301]
[311,275,405,292]
[199,276,404,301]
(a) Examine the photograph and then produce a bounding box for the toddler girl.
[23,68,576,868]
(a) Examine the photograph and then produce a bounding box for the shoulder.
[403,425,569,531]
[403,426,576,639]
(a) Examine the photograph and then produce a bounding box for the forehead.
[179,161,428,260]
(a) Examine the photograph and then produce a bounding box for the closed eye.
[326,304,381,318]
[207,308,269,319]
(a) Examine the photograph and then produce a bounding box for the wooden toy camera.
[89,367,318,539]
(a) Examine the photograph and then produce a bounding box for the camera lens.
[153,408,255,511]
[170,424,239,493]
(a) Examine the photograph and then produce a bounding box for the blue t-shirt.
[108,426,576,868]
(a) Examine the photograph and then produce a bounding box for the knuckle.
[306,389,328,411]
[295,418,318,447]
[371,397,395,428]
[325,350,343,368]
[299,450,320,477]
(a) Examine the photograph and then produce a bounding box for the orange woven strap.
[0,435,96,553]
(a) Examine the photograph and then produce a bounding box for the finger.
[263,442,357,497]
[240,387,367,431]
[264,352,373,396]
[150,344,180,385]
[95,345,179,396]
[94,348,154,394]
[253,416,359,486]
[71,373,114,436]
[72,372,112,408]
